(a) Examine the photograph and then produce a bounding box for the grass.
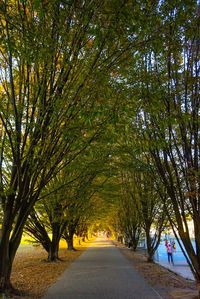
[20,234,86,247]
[20,235,35,245]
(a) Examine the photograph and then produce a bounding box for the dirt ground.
[114,241,198,299]
[11,242,89,298]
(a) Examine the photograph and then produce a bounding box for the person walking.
[167,243,174,265]
[171,240,176,253]
[164,239,168,248]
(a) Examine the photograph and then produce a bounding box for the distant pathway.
[43,238,162,299]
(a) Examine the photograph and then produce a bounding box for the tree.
[132,166,167,262]
[116,173,142,251]
[25,141,110,257]
[128,0,200,293]
[0,0,135,293]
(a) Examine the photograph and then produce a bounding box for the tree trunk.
[146,229,154,262]
[0,222,23,294]
[48,242,59,262]
[147,253,154,262]
[0,247,12,294]
[66,233,75,251]
[131,239,137,251]
[197,284,200,299]
[48,224,61,261]
[131,231,140,251]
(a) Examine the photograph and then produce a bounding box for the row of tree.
[25,145,111,261]
[109,0,200,296]
[0,0,135,294]
[114,166,166,262]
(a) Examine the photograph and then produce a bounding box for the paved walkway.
[154,243,195,281]
[157,261,194,281]
[43,238,162,299]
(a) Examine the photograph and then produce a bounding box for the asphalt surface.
[43,238,162,299]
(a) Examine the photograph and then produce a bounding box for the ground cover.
[114,241,198,299]
[10,238,91,298]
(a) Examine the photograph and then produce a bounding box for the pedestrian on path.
[167,243,174,265]
[171,240,176,253]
